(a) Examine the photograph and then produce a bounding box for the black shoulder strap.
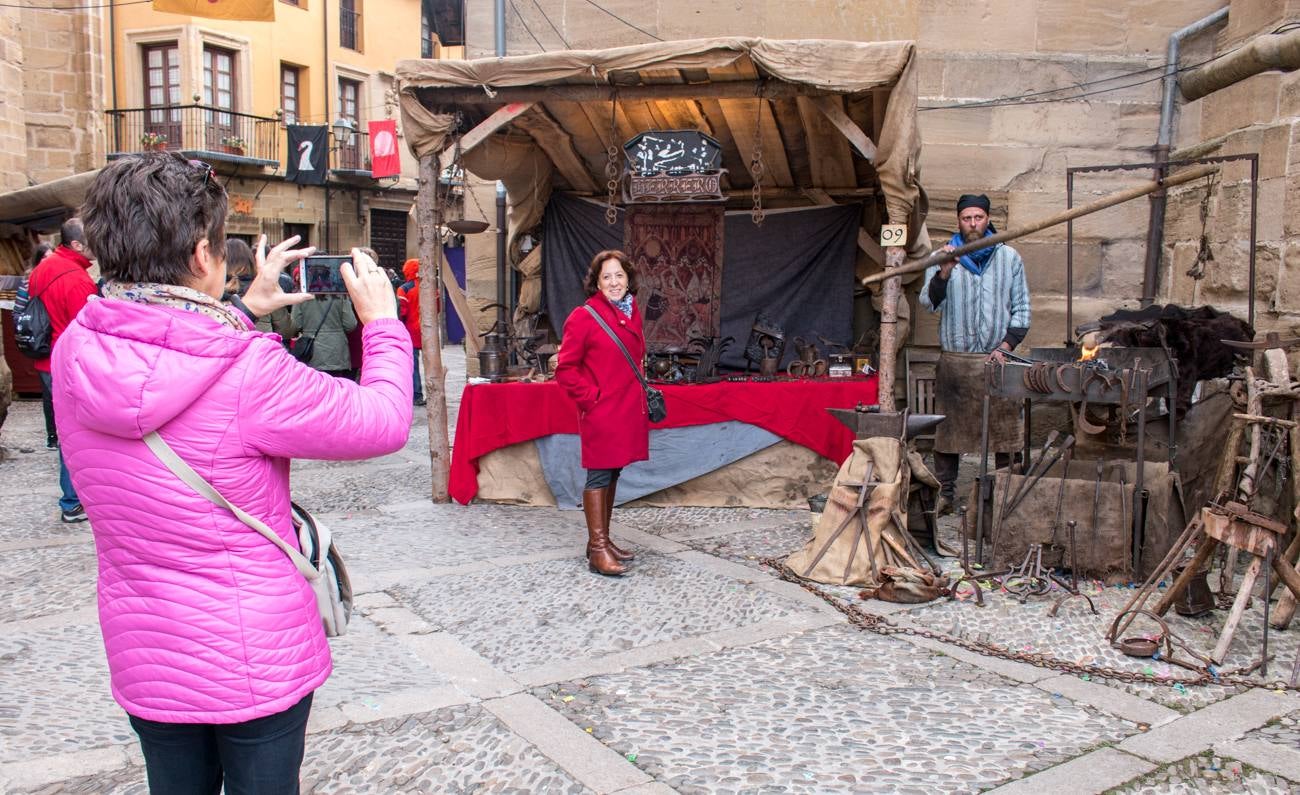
[582,304,648,390]
[31,266,77,300]
[306,301,331,339]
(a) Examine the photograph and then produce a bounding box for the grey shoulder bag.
[143,431,353,637]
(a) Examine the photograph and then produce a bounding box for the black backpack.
[13,268,74,358]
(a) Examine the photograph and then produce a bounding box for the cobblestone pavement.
[7,347,1300,793]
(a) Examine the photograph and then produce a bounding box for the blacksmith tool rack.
[974,346,1177,579]
[1066,154,1258,333]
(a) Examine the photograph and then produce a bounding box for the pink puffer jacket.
[52,298,412,724]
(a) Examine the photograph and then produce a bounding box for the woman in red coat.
[555,249,649,576]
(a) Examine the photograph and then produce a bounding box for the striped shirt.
[918,244,1031,354]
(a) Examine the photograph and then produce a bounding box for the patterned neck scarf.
[611,292,634,318]
[100,281,246,330]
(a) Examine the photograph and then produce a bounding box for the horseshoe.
[1075,402,1108,435]
[1054,365,1075,395]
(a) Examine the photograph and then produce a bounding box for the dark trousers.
[584,467,621,490]
[933,451,1013,499]
[40,377,56,441]
[129,693,313,795]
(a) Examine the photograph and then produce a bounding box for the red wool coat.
[554,294,651,470]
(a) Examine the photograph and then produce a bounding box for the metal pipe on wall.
[1141,6,1229,307]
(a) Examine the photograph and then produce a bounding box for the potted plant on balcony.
[220,135,247,155]
[140,131,168,152]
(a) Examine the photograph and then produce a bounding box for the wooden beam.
[512,107,600,193]
[717,98,793,188]
[416,80,830,106]
[438,102,534,170]
[805,188,883,266]
[808,95,877,163]
[796,97,857,187]
[441,258,480,357]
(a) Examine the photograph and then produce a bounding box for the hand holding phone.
[341,248,399,325]
[241,234,314,318]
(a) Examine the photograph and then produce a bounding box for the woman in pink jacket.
[52,153,412,793]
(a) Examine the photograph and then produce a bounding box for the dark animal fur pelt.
[1097,304,1252,415]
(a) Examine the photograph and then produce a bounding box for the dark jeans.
[129,693,313,795]
[37,371,78,512]
[412,347,423,401]
[584,467,621,490]
[40,377,56,441]
[933,451,1013,500]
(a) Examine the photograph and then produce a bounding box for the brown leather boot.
[605,474,635,562]
[583,488,626,576]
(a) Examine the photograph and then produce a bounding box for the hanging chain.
[1188,173,1218,279]
[760,557,1300,692]
[604,93,621,225]
[749,90,766,226]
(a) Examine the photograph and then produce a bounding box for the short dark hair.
[59,218,85,247]
[28,242,54,272]
[224,238,255,281]
[82,153,227,285]
[582,249,638,297]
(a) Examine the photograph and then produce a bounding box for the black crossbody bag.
[582,305,667,423]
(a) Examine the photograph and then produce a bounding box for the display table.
[450,376,879,505]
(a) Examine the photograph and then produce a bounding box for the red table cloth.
[449,376,879,504]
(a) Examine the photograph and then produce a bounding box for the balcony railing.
[105,105,280,164]
[332,129,369,173]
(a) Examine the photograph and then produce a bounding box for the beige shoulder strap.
[143,431,320,581]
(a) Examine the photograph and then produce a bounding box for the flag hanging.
[152,0,274,21]
[287,125,328,186]
[368,120,401,178]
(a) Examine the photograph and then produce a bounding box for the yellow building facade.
[97,0,464,266]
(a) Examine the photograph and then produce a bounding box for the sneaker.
[413,397,426,406]
[60,504,88,523]
[46,434,58,449]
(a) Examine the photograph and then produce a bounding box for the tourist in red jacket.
[28,218,99,522]
[397,258,424,405]
[554,249,648,576]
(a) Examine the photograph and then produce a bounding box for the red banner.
[368,120,400,178]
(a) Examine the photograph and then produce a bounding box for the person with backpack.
[25,218,98,522]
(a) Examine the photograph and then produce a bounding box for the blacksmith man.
[919,193,1031,514]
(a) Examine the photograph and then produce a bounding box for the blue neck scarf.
[611,292,634,317]
[950,224,999,275]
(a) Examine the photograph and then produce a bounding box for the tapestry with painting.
[623,204,725,351]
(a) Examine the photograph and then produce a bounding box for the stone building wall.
[16,6,104,186]
[0,9,25,194]
[1161,0,1300,339]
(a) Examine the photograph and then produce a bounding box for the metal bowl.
[447,219,490,234]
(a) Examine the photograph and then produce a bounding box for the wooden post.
[417,153,451,502]
[876,246,905,411]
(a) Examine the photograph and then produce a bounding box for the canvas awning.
[395,37,931,275]
[0,169,100,230]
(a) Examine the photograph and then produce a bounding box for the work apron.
[933,351,1023,454]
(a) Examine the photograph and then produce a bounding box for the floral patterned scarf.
[100,281,246,330]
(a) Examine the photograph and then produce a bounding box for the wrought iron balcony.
[105,105,280,166]
[331,129,370,175]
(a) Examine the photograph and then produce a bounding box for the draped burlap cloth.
[786,438,940,588]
